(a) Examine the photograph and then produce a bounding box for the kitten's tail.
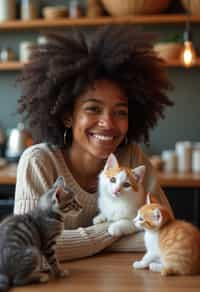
[0,274,10,292]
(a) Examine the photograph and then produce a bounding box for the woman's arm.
[14,146,117,262]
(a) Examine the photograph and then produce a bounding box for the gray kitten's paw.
[55,269,69,278]
[39,273,50,283]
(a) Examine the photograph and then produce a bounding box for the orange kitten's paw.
[149,262,163,273]
[132,261,147,269]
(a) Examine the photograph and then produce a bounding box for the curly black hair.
[18,25,173,147]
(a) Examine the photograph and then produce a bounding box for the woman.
[14,26,173,261]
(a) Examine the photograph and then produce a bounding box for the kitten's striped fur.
[0,176,81,291]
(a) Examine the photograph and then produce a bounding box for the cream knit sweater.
[14,143,172,262]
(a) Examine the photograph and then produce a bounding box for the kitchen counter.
[11,252,200,292]
[0,163,200,188]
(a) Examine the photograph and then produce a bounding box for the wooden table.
[11,252,200,292]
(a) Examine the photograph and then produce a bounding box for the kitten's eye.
[138,216,144,222]
[110,177,116,183]
[123,182,131,188]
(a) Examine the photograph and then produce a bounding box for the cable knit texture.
[14,143,173,261]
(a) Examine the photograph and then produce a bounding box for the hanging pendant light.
[181,0,196,67]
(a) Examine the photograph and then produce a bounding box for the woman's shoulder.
[18,143,61,165]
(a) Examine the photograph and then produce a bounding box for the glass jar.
[0,48,16,62]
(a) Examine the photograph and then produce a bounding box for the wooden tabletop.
[0,163,200,188]
[11,252,200,292]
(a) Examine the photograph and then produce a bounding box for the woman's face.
[70,79,128,160]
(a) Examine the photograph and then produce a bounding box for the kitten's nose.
[114,188,121,196]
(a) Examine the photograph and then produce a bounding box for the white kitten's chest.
[145,231,161,258]
[98,194,137,221]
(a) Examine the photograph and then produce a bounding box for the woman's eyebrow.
[82,98,128,106]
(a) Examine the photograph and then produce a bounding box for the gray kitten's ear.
[104,153,119,171]
[54,176,65,187]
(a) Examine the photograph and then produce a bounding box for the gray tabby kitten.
[0,176,81,291]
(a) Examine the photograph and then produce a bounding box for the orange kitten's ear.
[104,153,119,170]
[132,165,146,183]
[146,192,159,204]
[152,208,162,225]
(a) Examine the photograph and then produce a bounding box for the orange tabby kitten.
[133,192,200,276]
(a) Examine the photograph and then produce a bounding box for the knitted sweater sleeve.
[14,146,119,261]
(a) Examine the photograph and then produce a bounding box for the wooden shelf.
[0,164,200,187]
[1,59,200,71]
[158,171,200,188]
[0,62,24,71]
[0,14,200,30]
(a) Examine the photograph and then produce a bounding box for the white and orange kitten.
[93,153,146,236]
[133,192,200,276]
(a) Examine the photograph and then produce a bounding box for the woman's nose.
[98,114,114,129]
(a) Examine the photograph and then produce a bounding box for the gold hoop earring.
[124,136,128,145]
[64,127,71,145]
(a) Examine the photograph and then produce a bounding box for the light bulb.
[181,41,196,67]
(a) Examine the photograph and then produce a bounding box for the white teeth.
[93,134,113,141]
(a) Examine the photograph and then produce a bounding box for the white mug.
[192,143,200,173]
[175,141,192,173]
[161,150,177,173]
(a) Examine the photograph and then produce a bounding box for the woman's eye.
[85,106,101,113]
[115,109,128,117]
[123,182,131,188]
[110,177,116,183]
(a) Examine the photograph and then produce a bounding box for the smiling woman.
[14,25,173,262]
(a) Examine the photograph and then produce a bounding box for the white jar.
[161,150,177,173]
[20,0,39,20]
[192,143,200,173]
[0,0,16,21]
[175,141,192,173]
[19,41,35,62]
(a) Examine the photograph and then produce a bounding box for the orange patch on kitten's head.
[134,192,173,230]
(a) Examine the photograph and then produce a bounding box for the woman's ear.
[63,114,72,128]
